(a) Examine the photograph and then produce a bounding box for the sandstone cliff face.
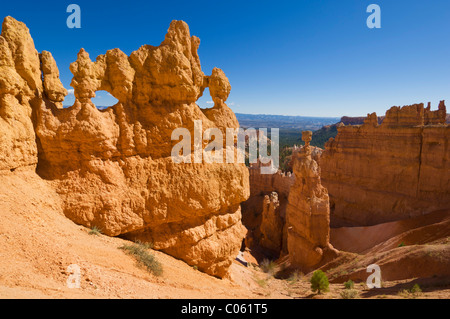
[285,132,338,271]
[0,17,41,171]
[248,159,294,197]
[321,102,450,226]
[0,17,249,278]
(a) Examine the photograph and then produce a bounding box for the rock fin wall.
[321,103,450,226]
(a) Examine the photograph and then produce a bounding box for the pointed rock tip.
[165,20,192,42]
[168,19,190,32]
[77,48,90,58]
[2,16,28,32]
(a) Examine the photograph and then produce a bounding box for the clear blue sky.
[2,0,450,117]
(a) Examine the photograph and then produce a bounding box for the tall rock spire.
[286,131,338,271]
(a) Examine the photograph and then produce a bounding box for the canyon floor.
[0,168,449,299]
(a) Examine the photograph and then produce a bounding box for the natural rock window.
[197,87,214,110]
[91,90,119,110]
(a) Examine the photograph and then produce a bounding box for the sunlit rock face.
[286,132,338,272]
[0,16,249,278]
[321,102,450,227]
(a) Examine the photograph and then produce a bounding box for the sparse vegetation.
[310,270,329,294]
[398,242,405,247]
[397,289,410,298]
[252,271,271,288]
[260,259,277,275]
[344,279,354,290]
[410,284,422,295]
[119,241,163,276]
[255,278,268,288]
[88,226,102,236]
[286,270,303,285]
[338,269,349,277]
[311,124,338,148]
[340,289,358,299]
[398,284,423,299]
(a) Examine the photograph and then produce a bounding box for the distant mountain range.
[235,113,340,131]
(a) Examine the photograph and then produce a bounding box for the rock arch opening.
[197,87,215,110]
[91,90,119,110]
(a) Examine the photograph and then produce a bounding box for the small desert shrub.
[398,289,411,298]
[260,259,277,274]
[340,289,358,299]
[286,270,303,285]
[120,242,163,276]
[410,284,422,295]
[398,284,422,299]
[310,270,329,294]
[344,280,354,290]
[256,278,268,288]
[134,240,153,249]
[398,242,405,247]
[88,226,102,236]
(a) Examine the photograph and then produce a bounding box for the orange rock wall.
[248,164,294,198]
[321,103,450,226]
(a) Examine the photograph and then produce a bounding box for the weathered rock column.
[259,192,284,255]
[286,131,338,272]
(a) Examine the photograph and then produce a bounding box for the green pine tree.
[310,270,330,294]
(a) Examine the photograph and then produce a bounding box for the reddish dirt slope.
[326,210,450,284]
[0,168,260,298]
[330,210,450,254]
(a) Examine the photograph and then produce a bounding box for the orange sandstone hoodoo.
[285,131,338,272]
[0,16,249,278]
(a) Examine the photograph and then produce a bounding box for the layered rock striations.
[0,16,249,278]
[321,102,450,226]
[285,131,338,271]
